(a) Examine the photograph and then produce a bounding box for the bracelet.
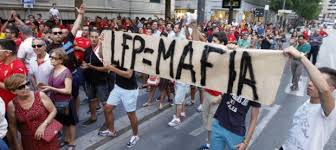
[297,52,305,60]
[243,139,249,145]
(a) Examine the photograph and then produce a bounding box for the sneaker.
[87,106,103,114]
[168,99,174,106]
[98,129,117,137]
[82,118,97,126]
[197,105,203,112]
[180,112,186,118]
[168,117,181,127]
[199,144,210,150]
[126,135,140,148]
[185,100,195,106]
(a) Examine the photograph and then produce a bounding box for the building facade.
[320,0,336,21]
[0,0,175,20]
[175,0,266,23]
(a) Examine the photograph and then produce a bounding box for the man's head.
[212,32,228,45]
[298,35,305,45]
[242,33,249,40]
[89,29,100,47]
[166,23,172,32]
[20,25,33,39]
[5,26,19,39]
[52,3,56,8]
[173,24,181,34]
[51,26,63,43]
[61,28,69,39]
[37,14,42,20]
[32,38,46,56]
[82,25,90,37]
[0,39,16,62]
[307,67,336,98]
[151,21,158,31]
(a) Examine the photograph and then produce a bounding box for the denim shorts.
[174,83,189,105]
[85,82,109,103]
[106,85,139,112]
[211,119,244,150]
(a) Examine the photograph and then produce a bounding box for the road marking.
[248,104,281,148]
[174,113,200,130]
[285,76,307,97]
[189,127,206,137]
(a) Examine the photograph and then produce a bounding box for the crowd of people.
[0,3,335,150]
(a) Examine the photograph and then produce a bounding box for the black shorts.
[55,99,78,126]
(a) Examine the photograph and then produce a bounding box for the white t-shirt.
[283,100,336,150]
[17,37,35,66]
[49,8,60,18]
[0,97,7,139]
[29,53,54,86]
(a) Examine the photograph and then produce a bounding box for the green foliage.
[270,0,322,20]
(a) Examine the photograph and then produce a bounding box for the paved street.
[74,29,336,150]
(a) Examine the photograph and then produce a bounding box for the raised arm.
[71,4,86,36]
[284,47,335,116]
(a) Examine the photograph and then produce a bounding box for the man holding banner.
[281,47,336,150]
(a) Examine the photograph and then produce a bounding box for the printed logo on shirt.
[226,94,249,112]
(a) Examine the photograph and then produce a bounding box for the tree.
[292,0,322,20]
[270,0,293,12]
[270,0,322,20]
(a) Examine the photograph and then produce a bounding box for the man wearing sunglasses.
[29,38,53,91]
[44,4,86,117]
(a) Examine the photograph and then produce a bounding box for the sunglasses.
[32,44,44,48]
[16,81,30,90]
[53,31,63,35]
[49,56,61,60]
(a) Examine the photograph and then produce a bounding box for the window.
[150,0,160,3]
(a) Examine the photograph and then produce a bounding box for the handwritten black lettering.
[156,39,176,78]
[121,33,132,68]
[130,35,145,69]
[111,31,120,66]
[143,48,154,66]
[237,51,259,100]
[176,41,196,83]
[200,45,225,86]
[227,51,237,94]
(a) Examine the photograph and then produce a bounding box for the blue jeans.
[211,119,244,150]
[0,139,8,150]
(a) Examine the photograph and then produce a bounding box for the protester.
[29,38,53,90]
[308,29,323,65]
[282,47,336,150]
[199,31,227,150]
[42,48,77,149]
[290,35,311,91]
[168,24,189,127]
[237,32,251,48]
[5,74,59,150]
[81,29,109,126]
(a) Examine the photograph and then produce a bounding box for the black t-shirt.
[83,47,108,84]
[261,37,272,49]
[214,93,261,136]
[115,66,138,90]
[46,33,78,72]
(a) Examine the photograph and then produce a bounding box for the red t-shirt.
[0,59,28,110]
[227,34,237,43]
[205,89,222,97]
[319,30,328,37]
[303,31,308,40]
[74,37,91,63]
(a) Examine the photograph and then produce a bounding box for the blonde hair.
[51,48,68,64]
[4,74,27,91]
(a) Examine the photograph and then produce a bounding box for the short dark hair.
[8,26,19,38]
[298,35,304,39]
[213,32,228,45]
[0,39,17,54]
[319,67,336,88]
[90,29,100,34]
